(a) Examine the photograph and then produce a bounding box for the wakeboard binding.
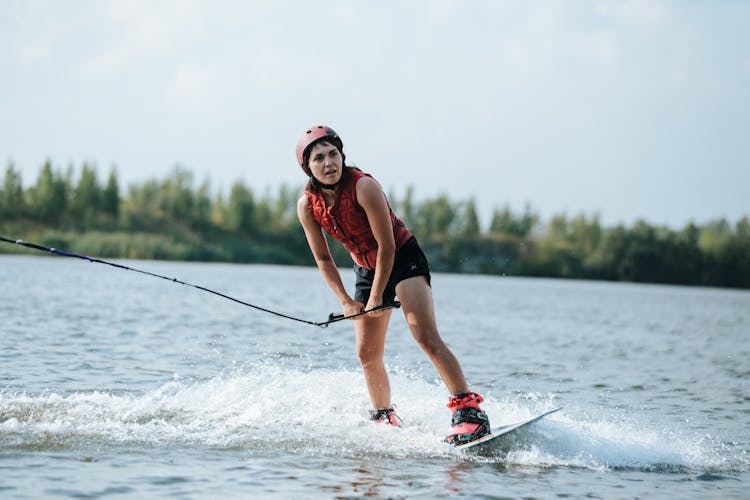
[445,392,491,446]
[369,406,402,427]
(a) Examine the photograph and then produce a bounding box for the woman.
[295,125,490,445]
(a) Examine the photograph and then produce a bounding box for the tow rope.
[0,235,400,327]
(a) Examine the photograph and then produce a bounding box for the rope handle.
[321,301,401,327]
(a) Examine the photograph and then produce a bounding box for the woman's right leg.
[354,310,393,409]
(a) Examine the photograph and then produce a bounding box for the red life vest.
[306,168,412,270]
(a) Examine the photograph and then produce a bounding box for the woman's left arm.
[356,177,396,316]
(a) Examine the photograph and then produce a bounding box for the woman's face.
[307,141,343,186]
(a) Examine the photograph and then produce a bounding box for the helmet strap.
[310,176,340,190]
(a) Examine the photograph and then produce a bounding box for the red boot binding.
[445,392,491,446]
[369,406,402,427]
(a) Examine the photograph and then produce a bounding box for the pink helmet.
[295,125,343,174]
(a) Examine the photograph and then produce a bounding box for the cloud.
[76,0,204,80]
[597,0,666,26]
[6,0,73,68]
[169,63,215,101]
[484,3,622,87]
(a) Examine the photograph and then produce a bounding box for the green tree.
[122,179,161,227]
[666,222,704,285]
[193,178,212,226]
[272,184,300,232]
[70,163,102,224]
[490,203,538,237]
[161,166,195,218]
[731,217,750,287]
[1,162,25,218]
[227,181,256,234]
[711,217,750,287]
[253,188,274,234]
[101,167,120,218]
[29,160,68,223]
[460,198,481,237]
[413,194,456,241]
[698,218,733,255]
[397,186,417,231]
[211,192,229,227]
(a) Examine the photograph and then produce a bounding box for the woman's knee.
[356,342,384,367]
[410,327,445,356]
[357,340,385,368]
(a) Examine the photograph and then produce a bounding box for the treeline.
[1,161,748,289]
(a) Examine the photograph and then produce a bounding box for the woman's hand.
[364,296,384,317]
[343,300,365,320]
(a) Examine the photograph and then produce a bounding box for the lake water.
[0,254,748,498]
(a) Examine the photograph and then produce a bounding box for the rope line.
[0,235,400,327]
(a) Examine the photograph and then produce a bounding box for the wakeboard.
[454,407,561,452]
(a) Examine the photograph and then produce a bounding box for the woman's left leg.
[396,275,491,444]
[395,276,468,395]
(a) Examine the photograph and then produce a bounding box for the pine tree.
[71,163,102,224]
[30,160,67,223]
[101,166,120,218]
[461,198,481,237]
[1,162,25,218]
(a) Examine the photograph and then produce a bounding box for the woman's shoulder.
[354,173,384,204]
[297,192,314,212]
[346,166,375,184]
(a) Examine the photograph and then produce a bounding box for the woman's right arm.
[297,196,363,317]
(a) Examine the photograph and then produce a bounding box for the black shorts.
[354,236,431,305]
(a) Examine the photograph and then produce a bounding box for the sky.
[1,0,748,229]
